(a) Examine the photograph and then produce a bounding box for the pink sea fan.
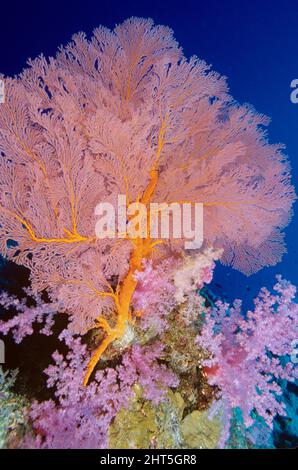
[0,17,295,334]
[196,276,298,442]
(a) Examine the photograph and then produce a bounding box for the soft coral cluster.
[132,257,178,332]
[132,249,221,333]
[0,288,61,343]
[174,248,222,303]
[196,276,298,445]
[24,331,177,449]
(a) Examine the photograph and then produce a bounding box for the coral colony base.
[0,18,297,449]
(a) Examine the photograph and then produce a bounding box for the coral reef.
[21,332,177,448]
[0,17,295,384]
[0,17,296,449]
[0,368,28,448]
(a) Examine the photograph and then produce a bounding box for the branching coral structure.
[196,276,298,445]
[0,18,295,384]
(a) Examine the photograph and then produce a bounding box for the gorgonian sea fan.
[0,18,295,383]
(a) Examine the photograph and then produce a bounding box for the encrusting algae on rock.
[109,386,222,449]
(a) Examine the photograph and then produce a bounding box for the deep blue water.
[1,0,297,305]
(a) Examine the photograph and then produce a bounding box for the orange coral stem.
[0,206,93,244]
[83,147,162,385]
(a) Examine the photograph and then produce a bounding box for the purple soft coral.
[24,331,178,448]
[196,276,298,444]
[0,289,61,343]
[132,258,178,332]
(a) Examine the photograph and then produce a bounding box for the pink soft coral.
[132,249,220,332]
[196,276,298,442]
[174,248,222,303]
[132,257,178,332]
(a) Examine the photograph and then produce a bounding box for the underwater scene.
[0,0,297,455]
